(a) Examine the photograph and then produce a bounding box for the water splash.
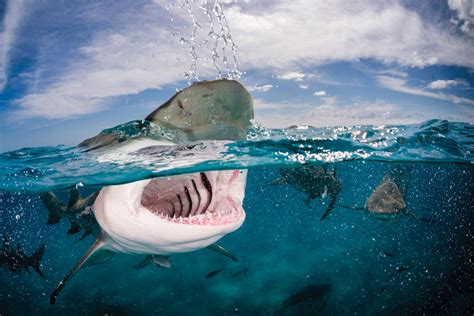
[167,0,242,85]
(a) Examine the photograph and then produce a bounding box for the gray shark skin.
[0,234,45,278]
[366,174,406,215]
[79,78,253,151]
[46,79,253,304]
[269,166,342,221]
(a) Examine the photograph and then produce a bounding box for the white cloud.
[277,71,306,81]
[0,0,25,91]
[299,84,308,89]
[248,84,273,92]
[376,75,474,105]
[427,79,466,89]
[13,25,189,119]
[448,0,474,36]
[313,90,327,97]
[227,0,474,69]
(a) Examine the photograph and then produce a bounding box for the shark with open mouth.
[48,79,254,304]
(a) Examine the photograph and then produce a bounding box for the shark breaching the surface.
[47,79,254,304]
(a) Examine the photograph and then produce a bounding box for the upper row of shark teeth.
[157,207,242,225]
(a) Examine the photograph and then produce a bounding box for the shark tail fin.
[40,192,64,225]
[29,244,46,278]
[50,237,114,305]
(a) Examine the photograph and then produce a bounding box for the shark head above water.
[49,79,253,304]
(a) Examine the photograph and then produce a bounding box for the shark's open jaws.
[95,170,247,255]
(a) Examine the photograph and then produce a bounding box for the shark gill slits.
[200,172,213,214]
[184,186,192,217]
[166,200,175,218]
[191,179,201,216]
[177,194,183,217]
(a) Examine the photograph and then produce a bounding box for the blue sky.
[0,0,473,151]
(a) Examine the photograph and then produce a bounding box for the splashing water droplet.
[169,0,242,84]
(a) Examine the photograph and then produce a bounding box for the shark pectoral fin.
[40,192,64,225]
[207,243,238,262]
[67,188,81,208]
[50,238,113,305]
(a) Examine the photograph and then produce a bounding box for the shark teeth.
[157,205,242,226]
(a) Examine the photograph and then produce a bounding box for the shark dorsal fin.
[50,237,114,304]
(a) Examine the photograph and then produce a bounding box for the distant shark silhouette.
[268,166,342,220]
[0,234,45,278]
[45,79,253,304]
[282,283,331,312]
[339,174,435,222]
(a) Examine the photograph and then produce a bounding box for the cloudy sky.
[0,0,473,151]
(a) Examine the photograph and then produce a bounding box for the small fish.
[205,266,224,279]
[383,251,395,258]
[231,267,248,278]
[134,255,171,271]
[319,294,330,312]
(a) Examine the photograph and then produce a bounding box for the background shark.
[268,166,342,221]
[1,234,45,278]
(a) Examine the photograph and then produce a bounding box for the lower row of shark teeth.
[158,209,242,225]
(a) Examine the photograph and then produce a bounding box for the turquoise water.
[0,119,473,315]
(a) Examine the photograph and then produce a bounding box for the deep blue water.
[0,119,473,315]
